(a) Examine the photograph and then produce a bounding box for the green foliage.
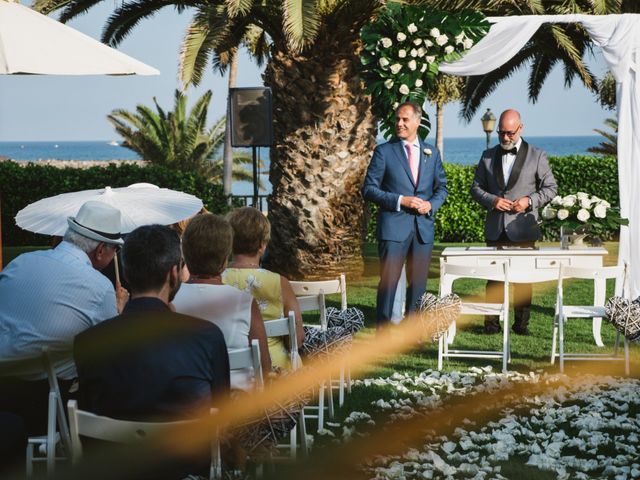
[587,118,617,156]
[0,162,230,247]
[365,155,621,243]
[359,5,489,139]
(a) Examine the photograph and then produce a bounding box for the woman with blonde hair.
[172,213,271,389]
[223,207,304,369]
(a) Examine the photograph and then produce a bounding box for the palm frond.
[282,0,320,52]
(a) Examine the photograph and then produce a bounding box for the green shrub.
[365,155,620,243]
[0,162,230,246]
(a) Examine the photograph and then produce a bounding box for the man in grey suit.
[470,109,557,335]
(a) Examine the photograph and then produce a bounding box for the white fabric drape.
[439,14,640,297]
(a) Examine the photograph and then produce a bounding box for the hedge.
[0,162,230,246]
[367,155,620,243]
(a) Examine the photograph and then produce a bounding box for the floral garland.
[360,5,489,139]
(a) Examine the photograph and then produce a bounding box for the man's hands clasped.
[401,196,432,215]
[493,196,530,213]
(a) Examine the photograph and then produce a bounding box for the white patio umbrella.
[0,1,160,270]
[15,185,204,236]
[0,1,158,75]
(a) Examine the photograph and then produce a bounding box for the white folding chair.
[290,274,349,412]
[551,263,630,374]
[438,259,511,373]
[263,312,308,459]
[67,400,221,479]
[0,348,72,476]
[228,339,264,391]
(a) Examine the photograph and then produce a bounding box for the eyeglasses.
[497,125,521,137]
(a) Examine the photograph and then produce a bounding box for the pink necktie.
[405,144,419,183]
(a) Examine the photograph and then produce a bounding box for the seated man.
[0,200,126,433]
[74,224,230,421]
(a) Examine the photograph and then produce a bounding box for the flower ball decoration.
[539,192,628,241]
[360,6,489,139]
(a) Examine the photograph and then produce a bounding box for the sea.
[0,136,603,195]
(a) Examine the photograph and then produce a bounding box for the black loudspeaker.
[229,87,274,147]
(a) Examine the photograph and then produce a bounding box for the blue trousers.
[376,231,432,328]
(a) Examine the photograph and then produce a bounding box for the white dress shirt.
[397,139,421,211]
[502,137,522,185]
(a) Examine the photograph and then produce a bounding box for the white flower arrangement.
[423,147,432,156]
[540,192,627,239]
[360,5,489,139]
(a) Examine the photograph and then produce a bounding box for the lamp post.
[481,108,496,150]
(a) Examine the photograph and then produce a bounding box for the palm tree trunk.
[435,101,444,161]
[223,51,239,199]
[263,42,377,279]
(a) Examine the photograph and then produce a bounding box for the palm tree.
[108,89,258,184]
[426,74,466,161]
[35,0,625,279]
[587,118,617,156]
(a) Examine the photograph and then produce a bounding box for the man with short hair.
[74,224,230,421]
[362,101,448,329]
[471,109,557,335]
[0,200,126,433]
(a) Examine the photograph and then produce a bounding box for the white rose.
[551,195,563,206]
[580,198,592,209]
[590,195,601,203]
[542,205,557,220]
[593,204,608,218]
[413,38,422,46]
[398,49,407,58]
[444,45,454,55]
[430,27,440,37]
[410,48,418,57]
[576,192,589,200]
[381,37,393,48]
[408,59,417,70]
[562,195,577,207]
[455,33,465,44]
[557,209,569,220]
[415,79,423,87]
[392,102,399,109]
[390,63,402,74]
[408,23,418,34]
[426,56,436,64]
[420,64,428,73]
[463,38,474,49]
[399,84,410,95]
[397,32,407,42]
[417,47,427,57]
[424,39,433,47]
[436,34,448,46]
[599,200,611,208]
[577,208,591,222]
[378,57,390,68]
[384,79,394,89]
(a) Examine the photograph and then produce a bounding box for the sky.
[0,3,612,141]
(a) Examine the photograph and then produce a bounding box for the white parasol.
[0,1,158,75]
[15,185,204,236]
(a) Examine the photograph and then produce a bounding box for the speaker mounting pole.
[252,146,259,208]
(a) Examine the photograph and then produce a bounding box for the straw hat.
[67,201,123,245]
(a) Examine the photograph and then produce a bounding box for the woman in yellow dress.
[222,207,304,369]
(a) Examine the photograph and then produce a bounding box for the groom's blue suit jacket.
[362,138,448,243]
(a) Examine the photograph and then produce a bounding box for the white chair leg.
[326,377,334,419]
[289,425,297,459]
[26,443,34,477]
[437,335,444,371]
[624,337,630,376]
[298,411,308,457]
[550,317,558,365]
[613,331,620,357]
[46,391,57,474]
[346,365,352,394]
[338,367,345,407]
[501,312,508,373]
[559,315,565,373]
[317,383,325,431]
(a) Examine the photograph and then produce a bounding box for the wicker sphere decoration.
[605,296,640,342]
[301,326,353,359]
[326,306,365,333]
[415,292,462,341]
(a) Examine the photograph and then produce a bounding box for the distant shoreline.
[1,158,148,169]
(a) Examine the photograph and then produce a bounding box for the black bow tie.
[501,147,517,156]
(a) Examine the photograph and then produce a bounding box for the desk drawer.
[535,257,570,269]
[477,257,509,266]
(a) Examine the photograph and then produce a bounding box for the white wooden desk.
[440,246,608,346]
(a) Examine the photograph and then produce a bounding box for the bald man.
[470,109,557,335]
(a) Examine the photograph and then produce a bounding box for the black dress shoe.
[483,324,501,334]
[512,327,530,336]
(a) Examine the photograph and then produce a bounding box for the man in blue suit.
[362,101,448,329]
